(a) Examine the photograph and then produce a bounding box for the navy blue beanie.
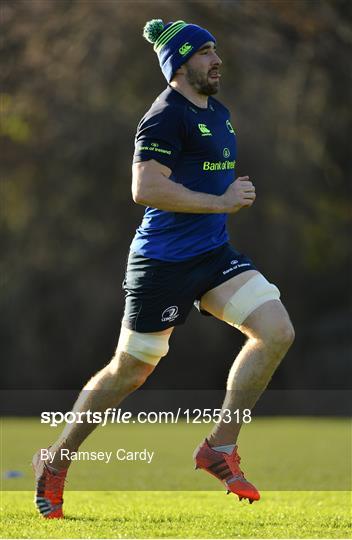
[143,19,216,82]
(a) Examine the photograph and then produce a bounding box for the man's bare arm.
[132,160,256,214]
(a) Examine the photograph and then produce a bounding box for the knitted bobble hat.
[143,19,216,82]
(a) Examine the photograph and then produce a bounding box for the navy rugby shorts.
[122,243,256,332]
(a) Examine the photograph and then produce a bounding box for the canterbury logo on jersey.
[198,123,212,136]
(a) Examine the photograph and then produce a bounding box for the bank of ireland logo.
[223,147,230,158]
[198,123,212,136]
[226,119,235,134]
[161,305,179,322]
[179,42,193,56]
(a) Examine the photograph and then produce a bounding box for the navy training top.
[130,86,237,261]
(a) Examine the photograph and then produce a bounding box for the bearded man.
[32,19,294,519]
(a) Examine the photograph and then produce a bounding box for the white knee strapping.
[117,326,170,366]
[222,274,281,327]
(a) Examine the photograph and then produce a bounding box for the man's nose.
[212,53,222,66]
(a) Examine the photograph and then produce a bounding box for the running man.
[33,19,294,518]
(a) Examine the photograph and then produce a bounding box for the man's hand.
[221,176,256,213]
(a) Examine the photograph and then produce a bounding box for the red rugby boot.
[193,439,260,503]
[32,449,67,518]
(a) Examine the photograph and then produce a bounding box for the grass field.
[1,417,351,538]
[1,490,351,538]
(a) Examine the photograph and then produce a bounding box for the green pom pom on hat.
[143,19,165,44]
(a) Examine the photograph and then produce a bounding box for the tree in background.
[1,0,351,389]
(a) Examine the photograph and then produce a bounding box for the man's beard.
[185,65,219,96]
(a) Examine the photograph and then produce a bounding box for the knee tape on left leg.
[223,274,281,327]
[117,326,170,366]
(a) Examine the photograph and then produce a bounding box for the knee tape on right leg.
[117,326,170,366]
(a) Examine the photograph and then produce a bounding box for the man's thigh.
[199,270,292,335]
[238,300,293,341]
[200,269,259,321]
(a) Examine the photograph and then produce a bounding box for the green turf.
[1,417,351,491]
[1,417,351,538]
[1,490,351,538]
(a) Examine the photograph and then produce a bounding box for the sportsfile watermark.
[41,408,252,427]
[1,390,351,491]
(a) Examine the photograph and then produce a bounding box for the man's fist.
[221,176,256,213]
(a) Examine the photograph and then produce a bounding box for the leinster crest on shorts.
[161,305,179,322]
